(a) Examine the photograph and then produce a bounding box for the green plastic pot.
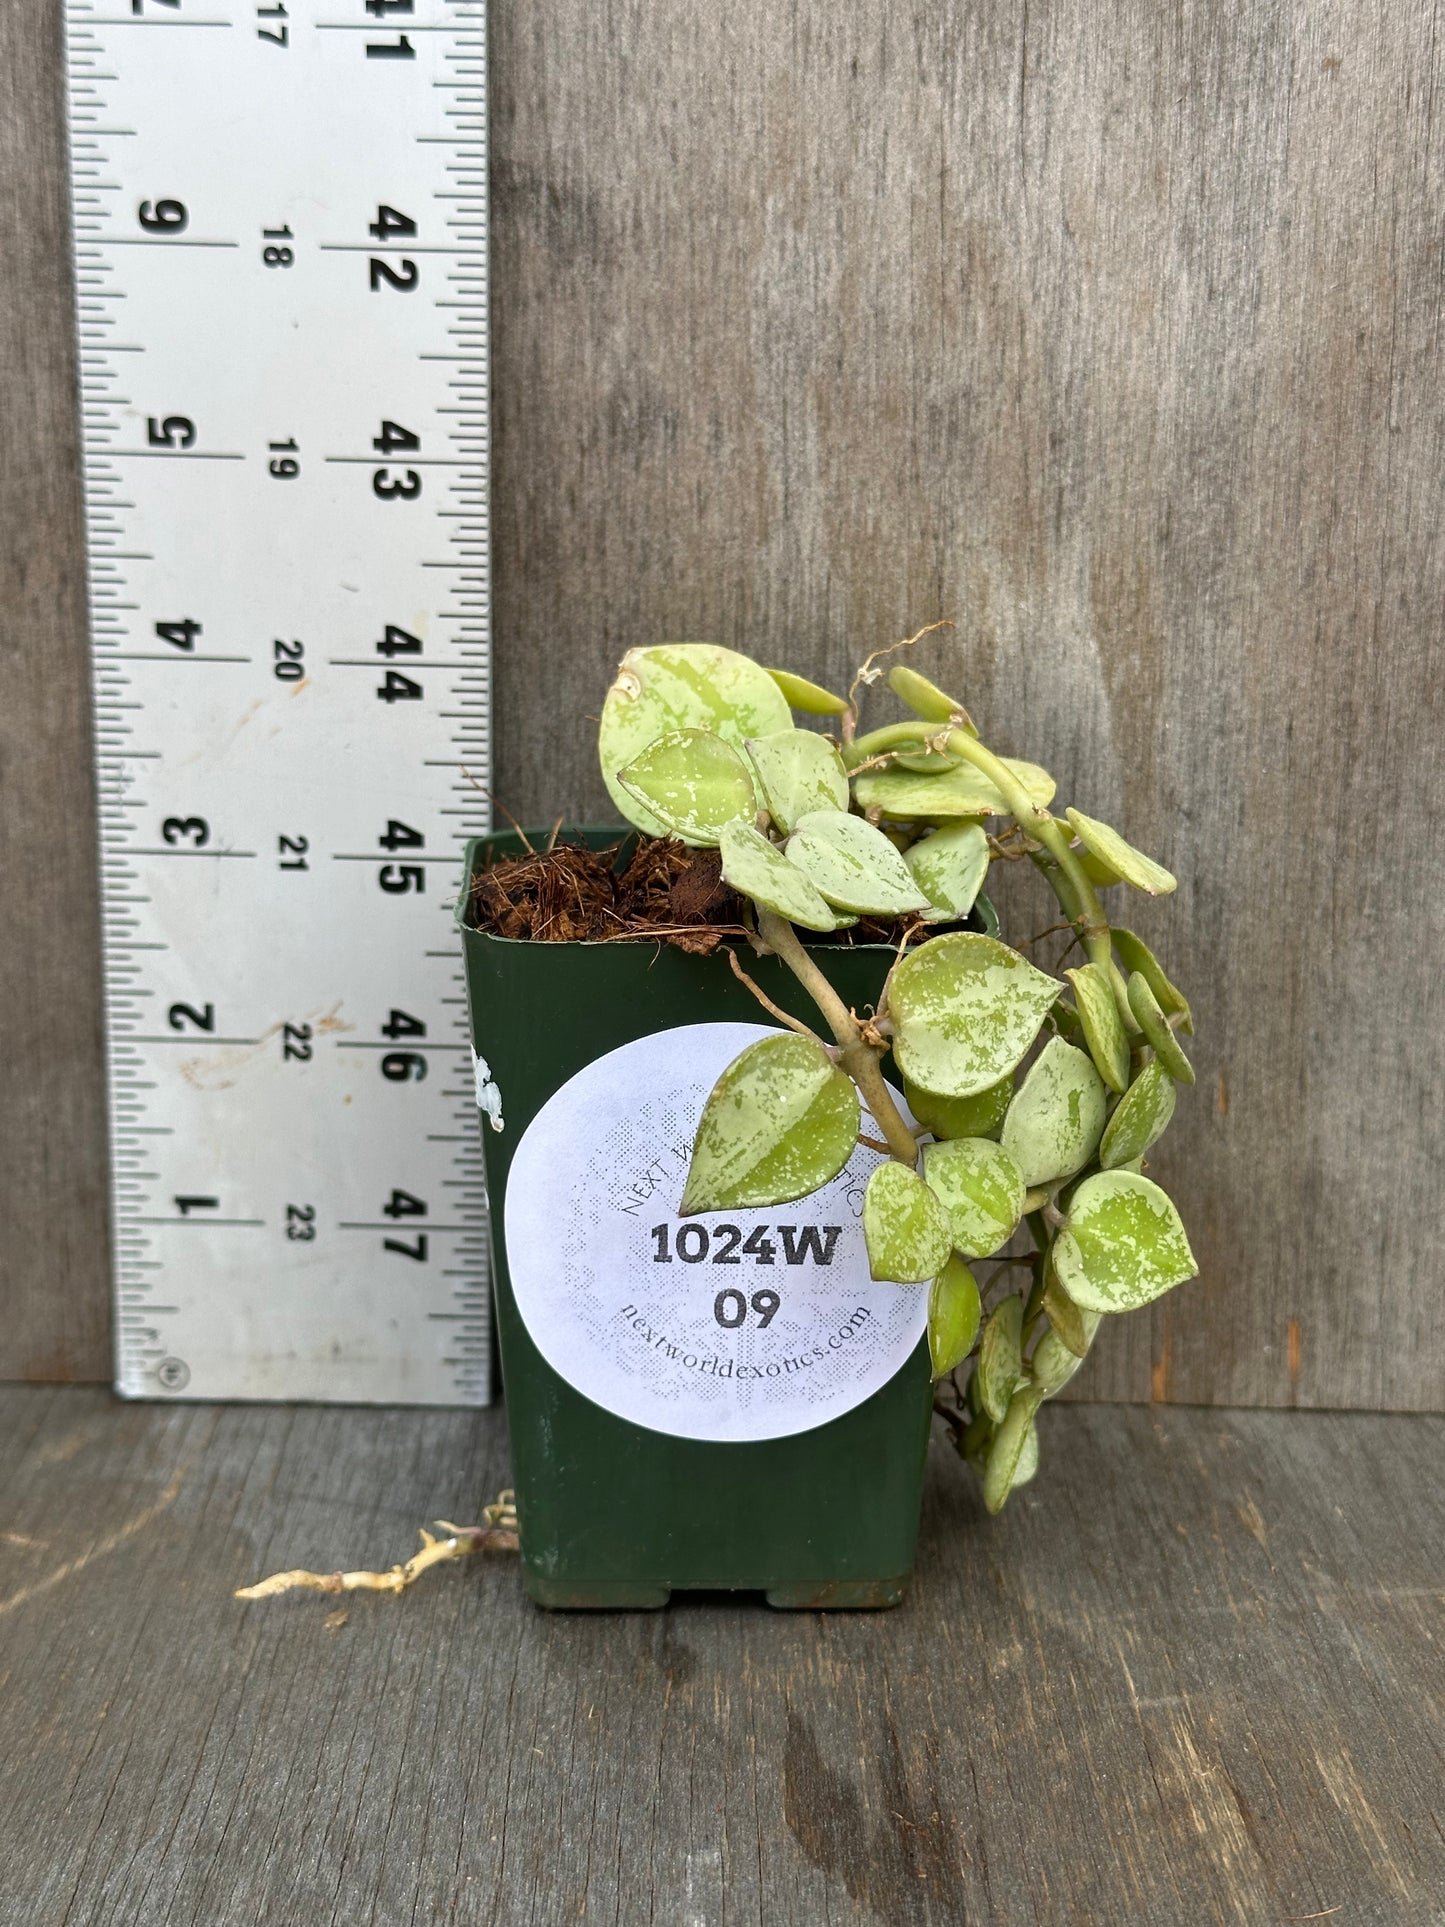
[456,827,992,1610]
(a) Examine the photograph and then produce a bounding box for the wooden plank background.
[3,0,1442,1408]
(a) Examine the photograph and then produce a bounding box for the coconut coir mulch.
[466,835,914,954]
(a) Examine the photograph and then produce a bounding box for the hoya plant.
[600,634,1198,1513]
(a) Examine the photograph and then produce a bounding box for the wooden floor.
[0,1388,1441,1926]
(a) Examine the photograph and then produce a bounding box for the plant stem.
[840,721,933,769]
[941,730,1117,981]
[841,718,1119,999]
[756,910,919,1166]
[839,714,1119,987]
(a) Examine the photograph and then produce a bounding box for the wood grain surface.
[4,1,1444,1405]
[1,1385,1441,1925]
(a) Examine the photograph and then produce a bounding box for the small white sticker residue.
[503,1022,927,1443]
[473,1051,505,1133]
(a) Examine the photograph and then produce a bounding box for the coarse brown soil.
[464,834,926,953]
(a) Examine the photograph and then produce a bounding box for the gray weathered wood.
[0,1385,1441,1923]
[5,1,1445,1405]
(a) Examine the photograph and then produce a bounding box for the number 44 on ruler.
[64,0,494,1403]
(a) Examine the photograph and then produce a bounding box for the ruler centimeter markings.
[63,0,492,1403]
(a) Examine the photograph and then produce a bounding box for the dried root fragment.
[235,1492,519,1602]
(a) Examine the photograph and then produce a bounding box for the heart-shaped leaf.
[977,1294,1024,1422]
[922,1137,1026,1258]
[1065,808,1176,896]
[1041,1264,1102,1357]
[1098,1059,1176,1169]
[887,663,978,734]
[718,820,842,933]
[765,667,850,716]
[746,729,850,835]
[786,810,931,916]
[1052,1171,1197,1313]
[982,1383,1043,1512]
[1113,928,1193,1034]
[1064,962,1131,1093]
[862,1161,954,1283]
[853,758,1056,821]
[681,1033,860,1213]
[1126,972,1195,1085]
[888,932,1058,1097]
[1000,1038,1108,1187]
[618,729,759,846]
[600,643,791,834]
[902,1071,1014,1142]
[904,822,990,924]
[928,1255,982,1378]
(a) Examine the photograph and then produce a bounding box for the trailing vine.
[600,631,1196,1511]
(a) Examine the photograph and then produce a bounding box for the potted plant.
[456,633,1197,1608]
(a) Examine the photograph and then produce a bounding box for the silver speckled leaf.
[904,822,991,924]
[717,820,842,933]
[862,1161,954,1284]
[888,932,1058,1098]
[1052,1171,1197,1313]
[1000,1038,1108,1187]
[977,1294,1025,1423]
[1064,962,1131,1094]
[928,1255,982,1379]
[746,730,850,835]
[982,1384,1045,1513]
[922,1136,1026,1259]
[681,1032,860,1213]
[599,644,791,835]
[1041,1263,1103,1358]
[786,810,931,916]
[1028,1327,1086,1397]
[1098,1060,1176,1169]
[617,729,758,847]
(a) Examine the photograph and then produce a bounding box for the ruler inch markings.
[64,0,492,1407]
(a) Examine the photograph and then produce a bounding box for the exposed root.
[847,619,955,718]
[235,1492,519,1602]
[727,948,821,1040]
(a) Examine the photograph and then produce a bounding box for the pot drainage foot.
[526,1578,672,1610]
[765,1576,911,1610]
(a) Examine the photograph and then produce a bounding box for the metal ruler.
[62,0,491,1403]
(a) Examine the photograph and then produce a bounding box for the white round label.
[503,1021,928,1442]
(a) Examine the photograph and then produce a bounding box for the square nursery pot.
[456,827,995,1610]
